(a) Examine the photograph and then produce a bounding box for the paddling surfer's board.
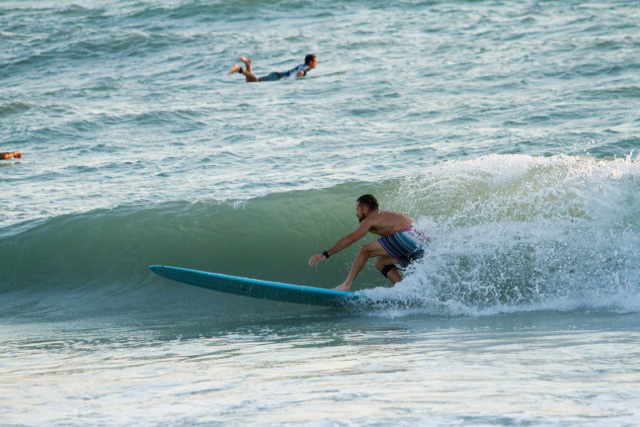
[149,265,359,307]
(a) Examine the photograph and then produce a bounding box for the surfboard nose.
[149,265,164,273]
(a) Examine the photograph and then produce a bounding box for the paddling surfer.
[308,194,429,291]
[0,151,21,160]
[228,54,317,82]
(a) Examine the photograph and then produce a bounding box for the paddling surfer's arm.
[296,66,309,78]
[308,219,372,266]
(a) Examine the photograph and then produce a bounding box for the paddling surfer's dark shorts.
[258,72,285,82]
[378,228,429,268]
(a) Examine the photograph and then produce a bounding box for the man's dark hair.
[305,54,316,66]
[357,194,378,211]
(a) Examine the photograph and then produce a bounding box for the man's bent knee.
[358,245,374,257]
[381,264,397,278]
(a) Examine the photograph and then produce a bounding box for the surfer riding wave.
[308,194,429,291]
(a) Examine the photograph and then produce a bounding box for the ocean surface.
[1,0,640,425]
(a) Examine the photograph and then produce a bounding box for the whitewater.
[1,0,639,425]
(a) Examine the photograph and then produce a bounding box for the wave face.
[2,154,639,319]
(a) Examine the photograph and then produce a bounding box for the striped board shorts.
[378,228,429,267]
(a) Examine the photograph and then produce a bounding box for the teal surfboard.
[149,265,359,307]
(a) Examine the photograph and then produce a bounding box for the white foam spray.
[361,154,640,316]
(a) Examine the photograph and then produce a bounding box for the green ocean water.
[1,0,640,425]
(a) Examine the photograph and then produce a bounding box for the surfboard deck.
[149,265,359,307]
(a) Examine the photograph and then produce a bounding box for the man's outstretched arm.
[308,220,371,266]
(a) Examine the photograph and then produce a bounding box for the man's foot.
[239,56,252,67]
[228,64,240,75]
[333,283,352,292]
